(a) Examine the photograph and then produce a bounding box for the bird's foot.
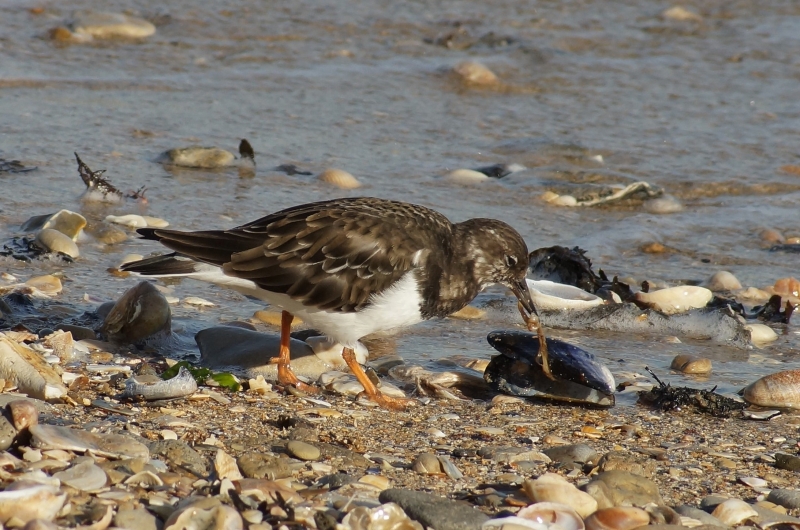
[272,359,320,394]
[356,390,418,411]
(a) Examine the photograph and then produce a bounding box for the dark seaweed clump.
[638,367,745,418]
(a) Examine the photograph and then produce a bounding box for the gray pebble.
[114,507,159,530]
[674,505,725,527]
[379,488,489,530]
[767,489,800,510]
[0,415,17,451]
[287,440,321,461]
[56,324,97,341]
[775,452,800,472]
[543,443,598,465]
[699,495,730,512]
[238,452,292,480]
[316,473,356,490]
[584,470,664,509]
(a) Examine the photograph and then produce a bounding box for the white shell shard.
[634,285,712,314]
[0,335,68,401]
[72,12,156,39]
[53,460,108,492]
[122,366,198,401]
[711,499,758,526]
[0,483,67,524]
[105,214,148,228]
[527,280,605,311]
[215,448,243,480]
[30,424,150,459]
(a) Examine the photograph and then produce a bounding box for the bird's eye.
[504,254,518,267]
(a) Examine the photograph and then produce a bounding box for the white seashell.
[72,12,156,39]
[160,429,177,440]
[444,169,490,183]
[305,336,368,364]
[35,229,80,258]
[746,323,778,344]
[743,370,800,409]
[482,516,550,530]
[0,483,67,525]
[517,502,585,530]
[662,6,703,22]
[438,455,463,479]
[124,471,164,487]
[737,286,771,301]
[643,195,684,214]
[30,424,149,459]
[522,473,598,518]
[738,476,768,489]
[527,280,605,311]
[357,474,391,490]
[105,214,148,228]
[634,285,712,314]
[183,296,215,307]
[53,460,107,492]
[141,216,169,228]
[342,503,423,530]
[552,195,578,207]
[706,271,742,291]
[0,336,68,401]
[25,275,63,295]
[318,168,361,189]
[711,499,758,526]
[122,367,198,400]
[215,448,243,480]
[453,61,499,86]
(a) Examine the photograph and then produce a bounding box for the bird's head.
[459,219,536,318]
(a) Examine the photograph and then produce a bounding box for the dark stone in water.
[485,331,615,406]
[472,163,516,179]
[769,244,800,253]
[273,164,312,176]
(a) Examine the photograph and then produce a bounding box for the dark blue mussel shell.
[485,331,615,406]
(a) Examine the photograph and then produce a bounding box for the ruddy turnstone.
[121,197,538,409]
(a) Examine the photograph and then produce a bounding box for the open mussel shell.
[485,331,615,406]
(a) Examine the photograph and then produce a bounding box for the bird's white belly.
[192,268,424,347]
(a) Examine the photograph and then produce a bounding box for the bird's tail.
[120,253,216,278]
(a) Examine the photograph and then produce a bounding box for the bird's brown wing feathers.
[137,198,453,312]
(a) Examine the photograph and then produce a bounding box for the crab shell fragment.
[485,331,615,406]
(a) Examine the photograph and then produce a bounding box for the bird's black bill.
[510,277,537,318]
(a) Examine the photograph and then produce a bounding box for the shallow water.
[1,0,798,403]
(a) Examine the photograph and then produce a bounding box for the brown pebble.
[640,242,667,254]
[779,165,800,177]
[452,61,499,86]
[773,277,800,298]
[670,354,712,375]
[49,26,73,41]
[7,400,38,431]
[759,228,785,244]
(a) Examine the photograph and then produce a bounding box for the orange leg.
[271,310,318,393]
[341,347,416,410]
[518,301,554,381]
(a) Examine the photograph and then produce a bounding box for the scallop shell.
[517,502,585,530]
[711,499,758,526]
[124,471,164,487]
[634,286,712,314]
[122,366,197,401]
[215,448,242,480]
[318,168,361,189]
[584,507,650,530]
[527,280,605,311]
[742,369,800,409]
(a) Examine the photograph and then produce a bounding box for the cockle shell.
[711,499,758,526]
[318,168,361,189]
[742,369,800,409]
[412,453,443,475]
[634,286,712,314]
[527,280,605,311]
[670,354,712,375]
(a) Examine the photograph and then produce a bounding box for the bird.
[120,196,539,409]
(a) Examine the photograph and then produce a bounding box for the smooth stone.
[711,499,758,526]
[670,354,712,375]
[87,222,127,244]
[286,440,321,461]
[477,446,550,464]
[750,503,800,525]
[766,489,800,510]
[643,195,684,214]
[412,453,443,474]
[342,503,423,530]
[163,146,234,168]
[706,271,742,291]
[760,228,785,244]
[379,488,490,530]
[742,370,800,408]
[699,495,729,511]
[72,12,156,38]
[452,61,499,86]
[634,286,713,314]
[775,452,800,472]
[0,416,16,451]
[318,168,361,189]
[0,484,66,525]
[584,470,664,509]
[53,460,107,492]
[238,452,292,480]
[662,6,703,22]
[317,473,356,489]
[35,229,79,258]
[673,505,726,527]
[147,439,208,477]
[542,443,599,465]
[101,281,171,344]
[746,323,778,344]
[55,324,96,341]
[30,424,148,459]
[523,473,598,518]
[444,169,490,183]
[114,507,159,530]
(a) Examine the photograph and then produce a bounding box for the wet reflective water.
[1,0,798,402]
